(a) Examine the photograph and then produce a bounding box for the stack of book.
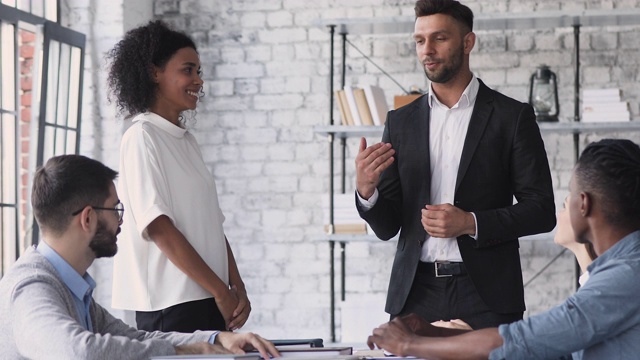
[335,85,389,126]
[582,88,631,123]
[322,193,369,234]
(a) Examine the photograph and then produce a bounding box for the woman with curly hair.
[107,20,250,333]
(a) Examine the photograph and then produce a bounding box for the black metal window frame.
[0,3,85,274]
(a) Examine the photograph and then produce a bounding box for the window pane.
[55,43,70,127]
[1,114,17,204]
[42,125,54,162]
[16,0,28,12]
[1,23,16,111]
[31,0,44,18]
[54,127,66,155]
[67,46,81,129]
[1,206,18,275]
[44,39,60,124]
[65,130,76,154]
[45,0,57,22]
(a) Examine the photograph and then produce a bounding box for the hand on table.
[216,332,280,359]
[367,317,418,357]
[431,319,472,330]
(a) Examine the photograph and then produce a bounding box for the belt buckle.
[434,261,452,278]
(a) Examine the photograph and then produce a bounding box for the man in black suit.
[355,0,556,329]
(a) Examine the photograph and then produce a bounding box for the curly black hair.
[575,138,640,230]
[106,20,197,117]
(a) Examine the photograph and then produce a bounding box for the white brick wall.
[62,0,640,344]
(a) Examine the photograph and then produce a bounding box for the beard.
[423,43,464,84]
[89,219,119,258]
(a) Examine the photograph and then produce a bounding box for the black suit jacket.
[358,79,556,315]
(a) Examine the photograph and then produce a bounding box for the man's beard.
[89,219,119,258]
[423,43,464,84]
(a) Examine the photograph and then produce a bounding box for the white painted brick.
[583,66,611,84]
[235,78,260,95]
[535,33,563,51]
[245,44,272,62]
[260,77,287,94]
[270,110,297,127]
[267,143,296,161]
[215,63,264,79]
[263,161,310,176]
[205,80,234,96]
[591,32,618,50]
[244,111,270,127]
[285,77,311,93]
[299,176,325,193]
[254,94,305,110]
[506,67,532,85]
[240,12,267,28]
[265,61,316,77]
[508,34,534,52]
[213,162,263,178]
[231,0,282,12]
[470,52,519,69]
[476,69,506,87]
[519,51,572,68]
[258,28,307,44]
[227,128,278,144]
[221,47,246,63]
[294,43,323,60]
[241,145,269,161]
[267,11,293,28]
[154,0,179,15]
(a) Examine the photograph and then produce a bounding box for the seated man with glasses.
[0,155,279,360]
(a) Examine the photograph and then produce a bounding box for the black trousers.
[136,297,226,332]
[397,262,523,329]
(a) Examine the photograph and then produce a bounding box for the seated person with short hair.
[0,155,279,360]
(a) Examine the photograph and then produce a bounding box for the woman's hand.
[228,285,251,331]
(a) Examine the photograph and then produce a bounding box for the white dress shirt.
[358,75,479,263]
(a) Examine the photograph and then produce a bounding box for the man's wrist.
[208,331,221,344]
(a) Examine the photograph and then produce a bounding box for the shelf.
[314,121,640,139]
[315,8,640,35]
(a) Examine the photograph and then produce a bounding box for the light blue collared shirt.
[36,241,96,331]
[490,230,640,360]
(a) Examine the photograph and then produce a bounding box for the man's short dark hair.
[32,155,118,235]
[414,0,474,33]
[575,139,640,229]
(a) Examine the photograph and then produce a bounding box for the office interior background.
[2,0,640,343]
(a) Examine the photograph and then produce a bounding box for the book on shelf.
[334,85,390,126]
[582,87,630,122]
[334,90,354,126]
[362,84,390,126]
[353,88,375,125]
[322,193,369,234]
[394,94,422,109]
[343,86,363,126]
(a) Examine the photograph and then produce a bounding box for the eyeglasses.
[72,202,125,222]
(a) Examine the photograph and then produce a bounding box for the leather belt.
[418,261,467,277]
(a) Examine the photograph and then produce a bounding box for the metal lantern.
[528,65,559,122]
